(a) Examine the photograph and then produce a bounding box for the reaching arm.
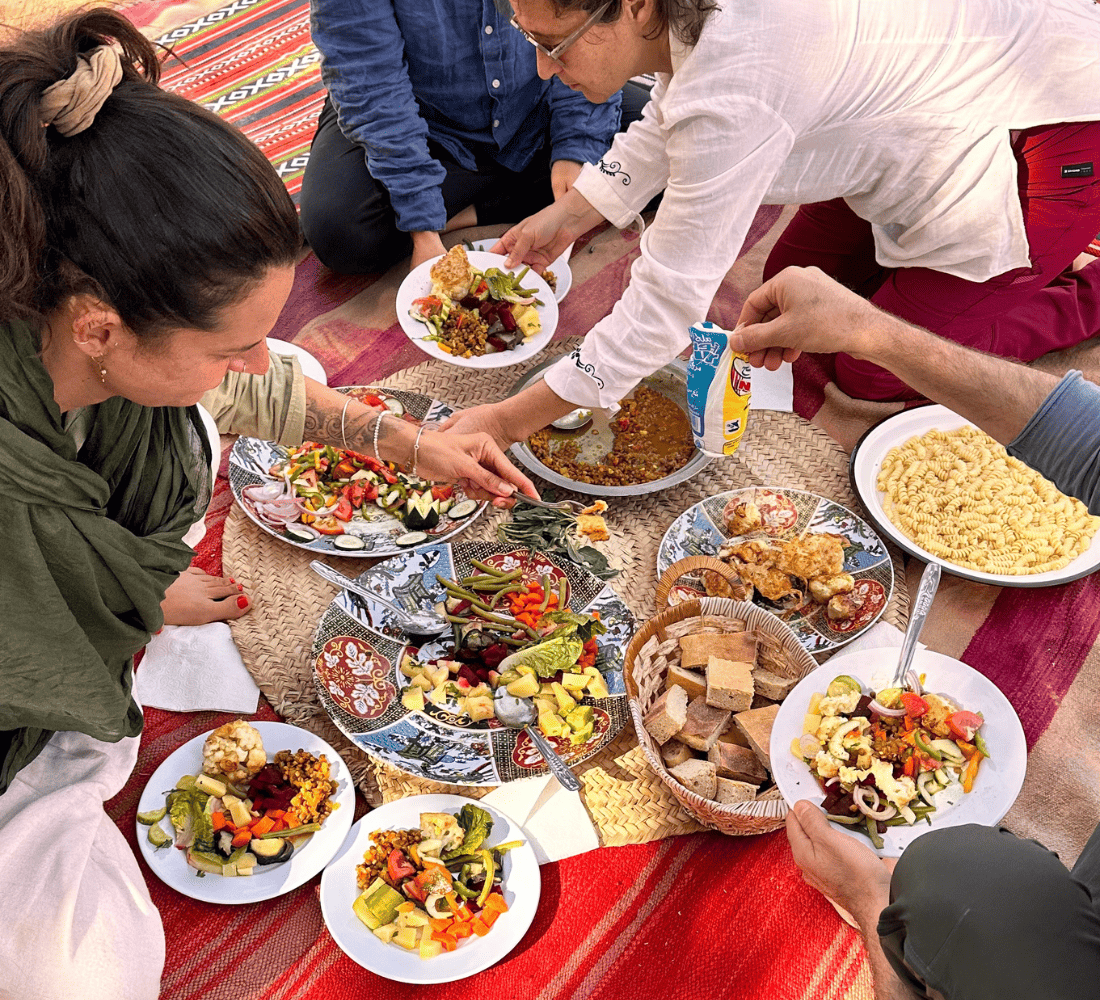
[731,266,1058,444]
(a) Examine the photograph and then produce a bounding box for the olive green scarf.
[0,321,209,791]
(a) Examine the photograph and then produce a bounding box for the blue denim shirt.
[310,0,621,234]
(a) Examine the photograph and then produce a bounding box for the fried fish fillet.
[429,244,474,300]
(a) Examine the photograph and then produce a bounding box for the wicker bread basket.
[625,560,818,835]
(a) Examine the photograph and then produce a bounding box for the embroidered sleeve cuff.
[573,161,638,230]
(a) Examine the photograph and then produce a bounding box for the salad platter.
[320,794,540,983]
[770,647,1026,856]
[396,250,558,368]
[657,487,894,655]
[310,540,634,785]
[228,385,485,557]
[135,721,355,903]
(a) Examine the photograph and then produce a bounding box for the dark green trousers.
[878,824,1100,999]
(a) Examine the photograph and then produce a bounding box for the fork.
[514,495,590,516]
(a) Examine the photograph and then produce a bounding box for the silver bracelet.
[372,410,389,467]
[339,396,353,451]
[410,424,427,478]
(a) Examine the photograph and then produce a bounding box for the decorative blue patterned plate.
[310,541,634,785]
[657,487,894,655]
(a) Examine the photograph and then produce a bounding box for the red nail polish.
[237,596,249,609]
[229,578,236,584]
[237,584,244,591]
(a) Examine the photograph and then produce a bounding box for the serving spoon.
[309,560,450,637]
[550,408,594,431]
[493,688,582,791]
[888,561,941,689]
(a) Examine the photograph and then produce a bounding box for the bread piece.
[752,665,798,701]
[660,742,696,769]
[732,703,781,771]
[672,696,731,752]
[429,244,474,299]
[576,513,609,541]
[665,664,708,702]
[706,655,754,712]
[642,684,688,745]
[755,785,783,801]
[715,777,757,805]
[669,758,718,800]
[708,742,769,784]
[678,632,758,673]
[717,723,751,748]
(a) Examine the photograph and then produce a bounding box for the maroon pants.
[764,122,1100,401]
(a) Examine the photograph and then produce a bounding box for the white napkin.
[750,362,794,413]
[134,623,260,714]
[481,774,599,865]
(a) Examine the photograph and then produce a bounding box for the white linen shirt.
[546,0,1100,409]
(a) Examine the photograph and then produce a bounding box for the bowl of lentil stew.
[507,358,712,497]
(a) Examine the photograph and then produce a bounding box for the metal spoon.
[889,561,941,689]
[492,688,581,791]
[309,560,450,637]
[551,408,593,431]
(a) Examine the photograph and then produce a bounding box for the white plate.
[319,794,540,983]
[850,404,1100,586]
[770,647,1027,857]
[397,250,558,368]
[466,240,573,302]
[266,338,327,385]
[136,721,355,903]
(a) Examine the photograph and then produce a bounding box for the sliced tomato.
[900,692,929,718]
[360,393,385,408]
[387,848,416,883]
[296,468,319,489]
[431,484,455,502]
[333,497,354,522]
[414,865,453,895]
[403,879,428,904]
[312,516,344,535]
[947,710,984,742]
[333,459,358,479]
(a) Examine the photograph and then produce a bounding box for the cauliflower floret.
[202,720,266,784]
[813,751,840,779]
[817,690,862,716]
[838,765,870,786]
[870,757,918,809]
[816,715,848,741]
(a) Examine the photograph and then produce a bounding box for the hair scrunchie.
[40,45,123,136]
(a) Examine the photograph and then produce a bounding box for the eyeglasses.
[509,1,613,63]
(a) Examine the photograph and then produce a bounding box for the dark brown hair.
[0,7,301,338]
[546,0,719,46]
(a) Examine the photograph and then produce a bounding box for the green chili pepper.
[974,731,991,759]
[913,729,941,760]
[864,815,885,850]
[825,812,863,827]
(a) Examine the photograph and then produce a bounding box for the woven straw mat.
[223,340,910,846]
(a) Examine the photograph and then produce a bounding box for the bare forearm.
[854,312,1059,445]
[856,922,924,1000]
[302,378,414,466]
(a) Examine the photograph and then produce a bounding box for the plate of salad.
[396,249,558,368]
[320,794,539,983]
[228,385,486,557]
[770,647,1026,856]
[464,239,574,303]
[310,540,634,785]
[135,721,355,903]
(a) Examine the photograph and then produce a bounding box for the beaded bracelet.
[372,410,390,467]
[410,424,427,478]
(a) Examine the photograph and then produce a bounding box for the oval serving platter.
[229,386,486,558]
[310,540,634,785]
[657,486,894,655]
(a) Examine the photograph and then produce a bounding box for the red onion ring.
[853,785,897,820]
[243,482,290,503]
[869,699,907,717]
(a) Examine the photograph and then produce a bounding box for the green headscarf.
[0,320,209,791]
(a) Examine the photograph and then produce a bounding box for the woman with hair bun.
[0,10,534,997]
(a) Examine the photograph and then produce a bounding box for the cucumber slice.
[137,806,167,825]
[396,531,428,547]
[448,499,479,519]
[285,525,316,543]
[333,534,366,550]
[382,397,405,417]
[404,491,440,530]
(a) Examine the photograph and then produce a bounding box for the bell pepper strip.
[476,850,496,908]
[961,752,982,793]
[973,731,991,759]
[912,729,941,759]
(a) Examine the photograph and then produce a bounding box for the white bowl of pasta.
[850,404,1100,587]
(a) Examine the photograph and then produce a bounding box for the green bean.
[864,815,885,850]
[824,812,863,827]
[539,574,551,613]
[489,585,520,609]
[557,576,568,609]
[470,559,509,577]
[435,576,492,611]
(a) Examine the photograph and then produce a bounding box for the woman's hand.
[491,187,604,270]
[437,402,519,452]
[415,426,538,506]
